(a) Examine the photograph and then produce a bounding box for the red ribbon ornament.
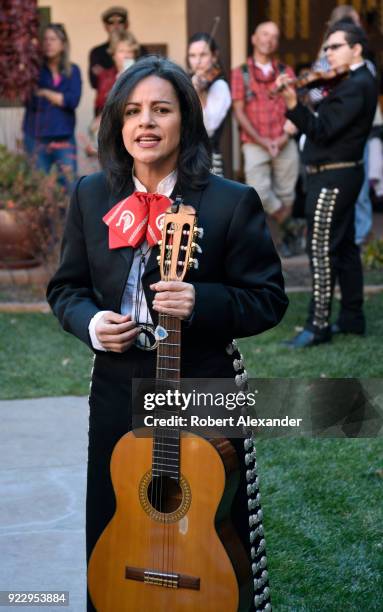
[102,191,171,249]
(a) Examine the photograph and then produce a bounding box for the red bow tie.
[103,191,171,249]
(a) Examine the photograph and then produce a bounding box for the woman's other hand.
[151,281,195,320]
[36,88,64,107]
[95,312,140,352]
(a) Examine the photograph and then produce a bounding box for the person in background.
[95,31,140,116]
[278,22,377,347]
[88,6,128,88]
[88,6,141,91]
[187,32,231,176]
[86,31,140,159]
[23,23,81,191]
[231,21,301,256]
[310,5,376,246]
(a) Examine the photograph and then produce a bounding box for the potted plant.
[0,145,68,269]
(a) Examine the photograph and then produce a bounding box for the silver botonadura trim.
[226,341,272,611]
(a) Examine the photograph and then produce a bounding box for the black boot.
[282,327,332,348]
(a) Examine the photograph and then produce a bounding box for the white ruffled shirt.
[88,171,177,351]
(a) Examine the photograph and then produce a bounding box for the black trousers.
[86,345,269,611]
[305,166,365,334]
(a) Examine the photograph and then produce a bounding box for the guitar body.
[88,431,252,611]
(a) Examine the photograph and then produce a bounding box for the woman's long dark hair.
[98,55,211,193]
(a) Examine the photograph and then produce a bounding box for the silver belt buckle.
[134,324,159,351]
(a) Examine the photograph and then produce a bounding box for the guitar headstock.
[157,199,203,281]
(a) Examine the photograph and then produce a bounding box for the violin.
[192,65,222,93]
[270,64,350,97]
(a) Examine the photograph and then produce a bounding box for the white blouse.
[203,79,231,137]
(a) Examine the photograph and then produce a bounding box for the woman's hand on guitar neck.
[151,281,195,320]
[95,312,140,353]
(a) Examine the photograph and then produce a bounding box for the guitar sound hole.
[147,477,183,514]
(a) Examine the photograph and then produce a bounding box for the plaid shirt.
[231,58,295,143]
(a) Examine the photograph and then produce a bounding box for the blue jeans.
[355,144,372,245]
[24,134,77,193]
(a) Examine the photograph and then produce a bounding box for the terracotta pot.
[0,209,41,269]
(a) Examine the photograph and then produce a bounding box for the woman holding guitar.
[47,56,288,611]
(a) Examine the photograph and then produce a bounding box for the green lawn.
[240,292,383,378]
[258,437,383,611]
[0,293,382,399]
[0,312,93,399]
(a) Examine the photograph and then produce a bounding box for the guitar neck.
[156,312,181,383]
[152,313,181,480]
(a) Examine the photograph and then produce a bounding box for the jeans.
[355,144,372,245]
[24,134,77,193]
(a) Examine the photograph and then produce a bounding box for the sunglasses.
[323,42,349,53]
[105,16,126,25]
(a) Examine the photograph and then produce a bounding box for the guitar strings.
[164,230,172,582]
[154,218,191,586]
[165,315,175,584]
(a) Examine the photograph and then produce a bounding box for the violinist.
[277,22,377,348]
[310,7,377,248]
[187,32,231,176]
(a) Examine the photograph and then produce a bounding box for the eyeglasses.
[105,16,126,25]
[323,43,349,53]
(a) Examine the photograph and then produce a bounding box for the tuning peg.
[193,227,204,238]
[158,240,162,246]
[191,242,202,254]
[156,255,161,263]
[188,258,199,270]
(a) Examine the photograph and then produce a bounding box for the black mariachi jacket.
[47,172,288,354]
[286,64,377,165]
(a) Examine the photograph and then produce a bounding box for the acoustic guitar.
[88,199,252,611]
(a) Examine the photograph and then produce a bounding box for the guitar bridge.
[125,566,200,590]
[144,570,178,588]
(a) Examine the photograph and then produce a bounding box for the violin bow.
[209,15,220,40]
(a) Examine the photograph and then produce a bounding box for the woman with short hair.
[95,31,140,116]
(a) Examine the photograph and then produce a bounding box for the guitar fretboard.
[152,313,182,480]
